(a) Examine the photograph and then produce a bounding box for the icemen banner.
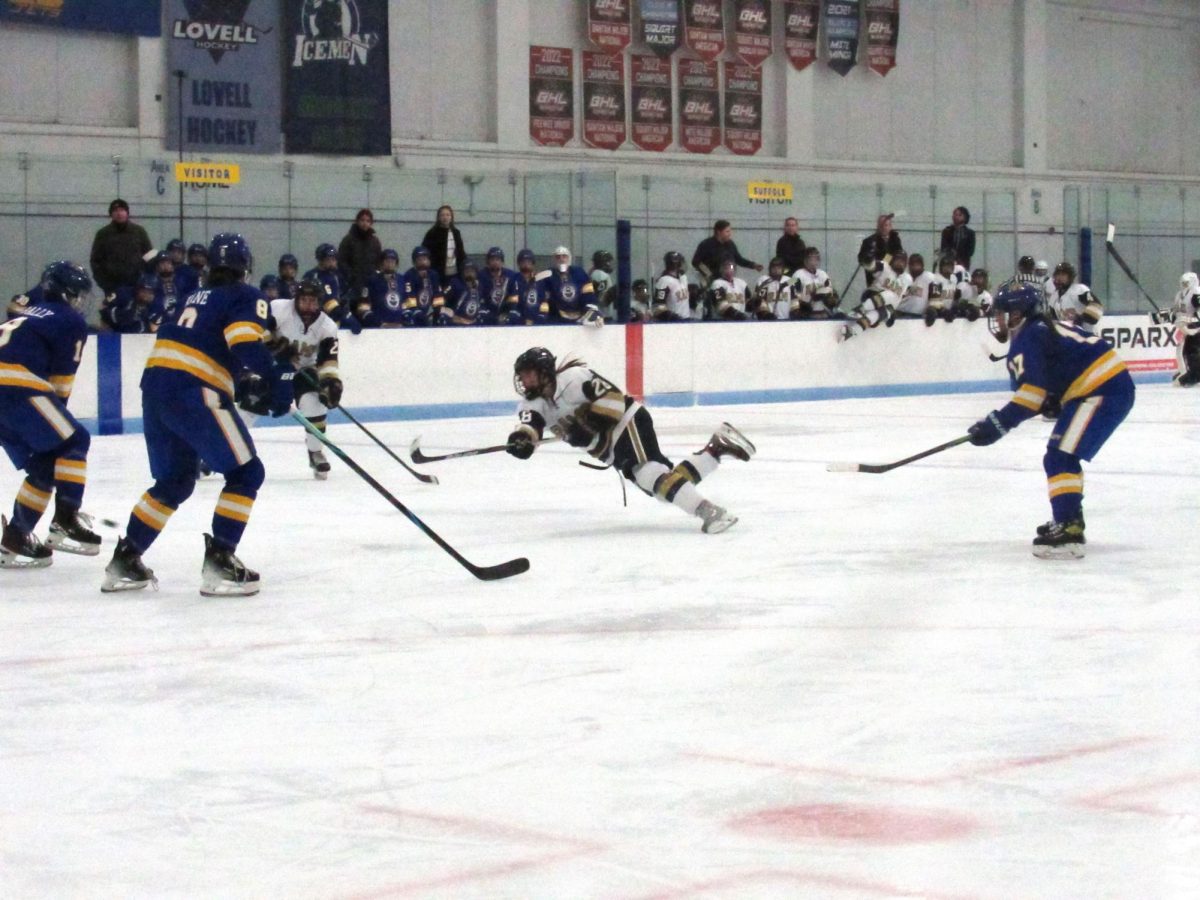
[682,0,724,62]
[630,54,672,152]
[865,0,898,76]
[639,0,681,58]
[284,0,391,155]
[588,0,631,53]
[166,0,283,155]
[733,0,772,69]
[679,58,719,154]
[824,0,861,76]
[529,46,575,148]
[723,63,761,155]
[0,0,160,35]
[582,51,626,151]
[783,0,821,71]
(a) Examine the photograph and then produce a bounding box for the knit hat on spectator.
[109,198,130,215]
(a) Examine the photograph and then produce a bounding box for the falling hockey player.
[506,347,754,533]
[967,282,1134,559]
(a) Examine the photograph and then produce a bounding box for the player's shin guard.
[211,458,264,551]
[125,482,192,553]
[304,414,327,453]
[50,429,90,513]
[634,461,704,516]
[10,477,51,535]
[1044,448,1084,524]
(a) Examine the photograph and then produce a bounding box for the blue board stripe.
[95,333,123,436]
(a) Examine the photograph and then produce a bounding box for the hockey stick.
[1104,223,1162,313]
[826,434,971,474]
[409,435,560,464]
[292,412,529,580]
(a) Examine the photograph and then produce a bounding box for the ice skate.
[46,508,101,556]
[200,533,260,597]
[1173,370,1198,387]
[1036,512,1084,537]
[1032,518,1086,560]
[838,323,856,343]
[706,422,756,462]
[0,515,52,569]
[100,537,157,592]
[308,449,331,480]
[696,499,738,534]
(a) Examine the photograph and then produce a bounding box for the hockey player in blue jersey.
[400,246,444,326]
[0,261,100,567]
[101,233,295,596]
[441,258,485,325]
[363,248,403,328]
[544,246,601,326]
[167,239,199,297]
[303,243,359,331]
[104,274,166,334]
[146,250,183,320]
[478,247,518,325]
[508,249,550,326]
[967,282,1135,558]
[277,253,299,299]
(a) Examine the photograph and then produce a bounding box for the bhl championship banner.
[679,58,719,154]
[166,0,283,155]
[723,62,762,155]
[0,0,160,35]
[865,0,898,76]
[284,0,391,155]
[588,0,631,53]
[784,0,821,71]
[529,46,575,147]
[630,54,672,151]
[733,0,772,69]
[682,0,724,62]
[582,51,626,150]
[639,0,681,58]
[824,0,861,76]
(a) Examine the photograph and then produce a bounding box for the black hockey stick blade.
[1104,223,1162,312]
[293,412,528,580]
[827,434,971,474]
[409,435,560,464]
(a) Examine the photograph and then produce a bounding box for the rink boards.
[68,315,1179,434]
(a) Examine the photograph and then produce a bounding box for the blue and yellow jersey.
[997,318,1129,429]
[509,273,550,325]
[543,265,596,321]
[0,297,87,401]
[142,281,273,400]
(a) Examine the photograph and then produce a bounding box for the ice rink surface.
[2,385,1198,899]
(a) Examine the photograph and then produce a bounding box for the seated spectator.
[652,251,691,321]
[544,246,600,326]
[277,253,300,299]
[692,219,762,286]
[753,257,793,320]
[89,198,152,296]
[508,249,550,326]
[364,248,403,328]
[478,247,519,325]
[775,217,807,274]
[422,205,467,283]
[104,274,165,334]
[400,246,444,327]
[858,213,904,288]
[443,259,486,325]
[791,247,840,320]
[338,208,382,304]
[590,250,616,320]
[939,206,975,268]
[710,259,751,320]
[304,243,358,331]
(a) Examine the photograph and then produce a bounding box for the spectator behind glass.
[337,208,383,303]
[774,217,807,274]
[422,205,468,282]
[858,213,904,288]
[939,206,976,268]
[89,198,153,296]
[691,219,762,286]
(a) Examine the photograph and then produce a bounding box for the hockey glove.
[562,420,594,449]
[579,306,604,328]
[506,430,535,460]
[968,412,1006,446]
[267,364,296,418]
[318,376,343,409]
[235,371,272,416]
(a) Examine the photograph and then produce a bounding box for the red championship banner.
[683,0,724,62]
[630,54,673,151]
[784,0,821,71]
[582,51,627,150]
[865,0,899,76]
[529,46,574,147]
[723,62,762,155]
[588,0,632,53]
[679,58,720,154]
[733,0,772,68]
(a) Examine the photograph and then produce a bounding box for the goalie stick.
[292,412,529,581]
[827,434,971,474]
[1105,223,1162,314]
[410,435,560,464]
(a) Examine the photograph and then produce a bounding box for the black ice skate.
[308,449,331,480]
[1173,370,1199,387]
[100,537,157,592]
[0,515,52,569]
[1036,512,1085,537]
[1032,518,1086,560]
[706,422,756,462]
[47,508,101,556]
[696,499,738,534]
[201,533,260,597]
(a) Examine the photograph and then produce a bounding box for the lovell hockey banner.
[682,0,724,63]
[865,0,899,76]
[824,0,861,76]
[284,0,391,154]
[529,46,575,148]
[784,0,821,71]
[582,51,626,151]
[166,0,283,155]
[679,58,720,155]
[723,63,762,156]
[639,0,682,59]
[630,54,672,152]
[588,0,632,54]
[0,0,160,35]
[733,0,772,69]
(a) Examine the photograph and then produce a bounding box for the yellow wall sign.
[175,162,241,186]
[747,181,793,204]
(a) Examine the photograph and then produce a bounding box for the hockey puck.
[99,518,121,529]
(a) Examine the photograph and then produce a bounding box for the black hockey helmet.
[294,277,323,325]
[1017,255,1036,275]
[592,249,614,271]
[1053,261,1076,284]
[663,250,685,274]
[937,252,956,274]
[513,346,556,399]
[769,256,785,276]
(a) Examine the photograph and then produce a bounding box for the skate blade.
[312,470,329,481]
[101,575,157,592]
[200,578,260,597]
[720,422,757,456]
[46,534,101,556]
[702,515,739,535]
[1032,544,1085,560]
[0,550,52,569]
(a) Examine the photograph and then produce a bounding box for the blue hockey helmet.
[315,242,337,261]
[166,238,186,256]
[208,232,252,276]
[516,248,536,267]
[40,260,92,309]
[259,274,282,293]
[486,246,505,261]
[990,280,1043,342]
[278,253,299,270]
[136,273,158,293]
[188,243,208,261]
[381,248,400,262]
[411,245,431,264]
[149,250,174,273]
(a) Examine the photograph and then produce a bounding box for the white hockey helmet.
[553,245,571,258]
[1181,272,1198,294]
[1034,259,1049,276]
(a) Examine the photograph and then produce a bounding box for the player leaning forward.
[507,348,754,533]
[967,282,1134,558]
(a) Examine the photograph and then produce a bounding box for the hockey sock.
[633,461,704,516]
[126,490,182,553]
[10,478,51,534]
[304,415,327,453]
[1044,448,1084,523]
[211,458,264,550]
[683,450,720,481]
[52,457,87,512]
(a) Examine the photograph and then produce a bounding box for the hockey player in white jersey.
[710,259,751,320]
[1035,259,1051,294]
[921,254,959,325]
[789,246,840,320]
[506,347,754,533]
[751,257,792,320]
[651,251,692,321]
[968,268,993,315]
[890,252,933,321]
[1153,272,1200,386]
[266,279,343,478]
[1045,262,1103,333]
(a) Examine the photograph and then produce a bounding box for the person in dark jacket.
[89,199,153,296]
[692,220,762,286]
[939,206,976,268]
[337,208,383,303]
[857,213,904,286]
[422,205,468,283]
[775,217,807,274]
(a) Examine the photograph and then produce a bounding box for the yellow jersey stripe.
[49,374,75,398]
[146,340,235,396]
[0,363,53,392]
[1063,351,1126,403]
[224,322,265,347]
